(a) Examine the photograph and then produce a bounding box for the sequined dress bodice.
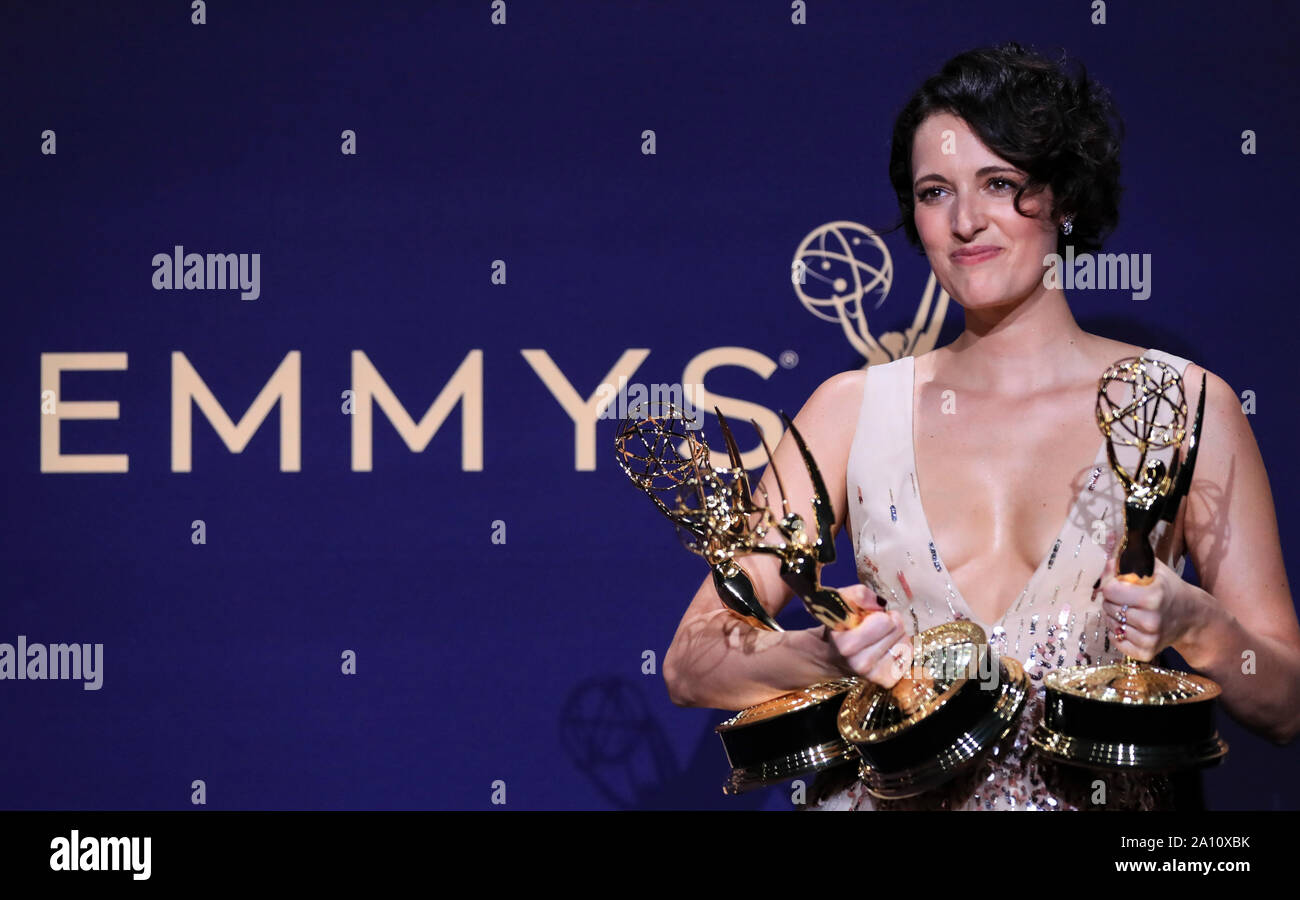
[809,348,1192,811]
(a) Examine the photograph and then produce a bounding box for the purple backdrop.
[3,0,1297,809]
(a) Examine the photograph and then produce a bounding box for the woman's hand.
[1099,553,1203,662]
[827,584,913,687]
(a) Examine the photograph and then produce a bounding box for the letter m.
[350,350,483,471]
[206,254,239,290]
[171,351,302,471]
[100,837,128,871]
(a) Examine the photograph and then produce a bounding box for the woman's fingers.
[837,583,883,614]
[830,607,899,657]
[847,614,907,679]
[865,636,913,688]
[830,608,911,686]
[823,586,915,687]
[1102,599,1158,636]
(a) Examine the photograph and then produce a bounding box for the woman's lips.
[951,247,1002,265]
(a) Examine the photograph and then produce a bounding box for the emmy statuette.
[616,401,1028,796]
[1032,357,1228,771]
[615,402,864,793]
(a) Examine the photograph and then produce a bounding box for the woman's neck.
[940,288,1096,393]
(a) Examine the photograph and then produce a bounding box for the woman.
[661,43,1300,810]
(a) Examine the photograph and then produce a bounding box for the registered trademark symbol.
[779,350,799,369]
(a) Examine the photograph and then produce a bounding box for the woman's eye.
[916,179,1016,202]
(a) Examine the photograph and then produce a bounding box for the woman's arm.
[663,578,856,710]
[662,369,906,710]
[1172,365,1300,744]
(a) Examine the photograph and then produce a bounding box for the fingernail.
[876,596,888,608]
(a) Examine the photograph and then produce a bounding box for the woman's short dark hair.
[887,42,1124,257]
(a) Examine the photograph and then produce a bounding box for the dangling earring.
[1061,215,1074,236]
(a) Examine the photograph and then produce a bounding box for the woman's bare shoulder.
[1085,336,1223,405]
[1178,361,1236,438]
[790,368,870,446]
[807,367,869,407]
[1091,335,1147,360]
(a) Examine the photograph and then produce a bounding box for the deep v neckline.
[904,351,1151,630]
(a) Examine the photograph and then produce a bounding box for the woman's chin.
[949,291,1020,311]
[945,279,1042,311]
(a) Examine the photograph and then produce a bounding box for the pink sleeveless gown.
[808,348,1193,811]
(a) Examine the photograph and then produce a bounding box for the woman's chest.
[911,386,1106,583]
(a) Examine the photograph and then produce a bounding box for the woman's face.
[910,112,1060,312]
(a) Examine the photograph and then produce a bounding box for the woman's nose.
[949,193,988,239]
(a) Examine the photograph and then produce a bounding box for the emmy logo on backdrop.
[792,221,950,366]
